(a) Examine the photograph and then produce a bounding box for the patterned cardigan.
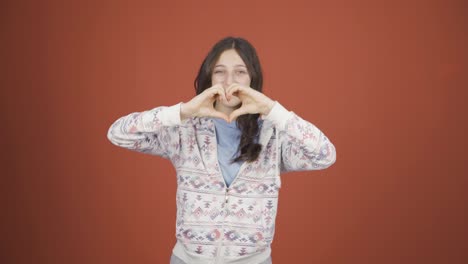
[107,101,336,264]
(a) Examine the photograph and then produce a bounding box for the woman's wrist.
[261,99,276,116]
[180,102,193,121]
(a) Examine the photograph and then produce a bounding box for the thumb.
[229,108,248,123]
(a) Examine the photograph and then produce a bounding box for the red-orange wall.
[3,1,467,263]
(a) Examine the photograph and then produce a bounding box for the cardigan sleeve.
[107,103,182,159]
[262,102,336,172]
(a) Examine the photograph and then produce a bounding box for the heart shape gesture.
[180,83,275,123]
[181,84,230,121]
[225,83,275,122]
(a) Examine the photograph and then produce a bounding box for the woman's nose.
[224,73,235,86]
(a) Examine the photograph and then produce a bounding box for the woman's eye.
[214,71,224,74]
[236,71,247,75]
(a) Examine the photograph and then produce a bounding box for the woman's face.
[211,49,251,108]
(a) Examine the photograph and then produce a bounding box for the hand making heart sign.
[180,83,276,123]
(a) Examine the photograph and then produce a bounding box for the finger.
[225,83,238,91]
[205,84,226,100]
[214,85,228,102]
[229,107,249,122]
[203,85,225,102]
[199,86,217,101]
[226,84,243,100]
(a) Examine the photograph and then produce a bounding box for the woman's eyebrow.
[214,64,246,68]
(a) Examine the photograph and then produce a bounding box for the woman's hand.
[226,84,276,122]
[180,84,229,122]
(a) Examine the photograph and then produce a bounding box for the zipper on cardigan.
[209,119,252,263]
[208,118,276,263]
[215,187,230,264]
[225,188,229,204]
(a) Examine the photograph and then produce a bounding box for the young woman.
[107,37,336,264]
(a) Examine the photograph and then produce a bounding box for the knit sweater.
[107,101,336,264]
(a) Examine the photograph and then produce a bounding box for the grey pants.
[170,254,272,264]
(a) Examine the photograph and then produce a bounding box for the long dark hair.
[194,37,263,163]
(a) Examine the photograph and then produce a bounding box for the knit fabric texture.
[107,102,336,264]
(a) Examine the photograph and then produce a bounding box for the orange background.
[3,0,468,263]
